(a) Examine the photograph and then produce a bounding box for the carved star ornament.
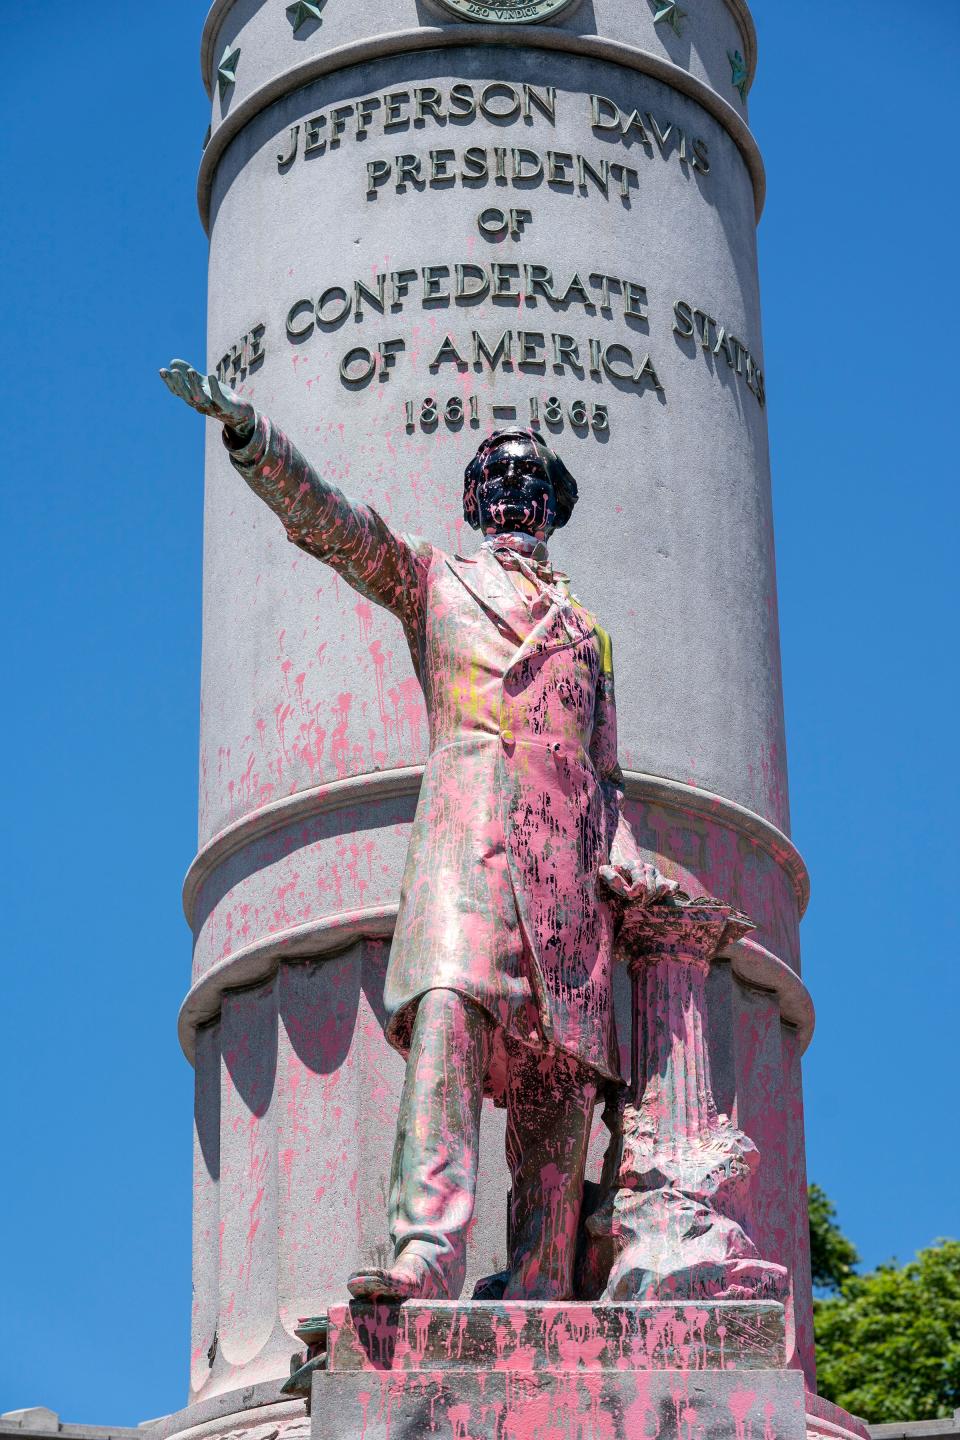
[728,48,749,102]
[217,43,240,99]
[651,0,687,37]
[287,0,324,31]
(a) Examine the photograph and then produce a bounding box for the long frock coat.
[228,417,645,1084]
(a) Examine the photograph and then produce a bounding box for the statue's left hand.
[159,359,255,439]
[600,860,679,907]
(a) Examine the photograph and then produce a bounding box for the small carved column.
[592,898,789,1303]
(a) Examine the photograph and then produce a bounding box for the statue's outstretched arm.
[160,360,428,622]
[590,630,678,907]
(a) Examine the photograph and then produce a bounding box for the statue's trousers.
[392,989,599,1300]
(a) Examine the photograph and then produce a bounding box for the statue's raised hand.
[159,359,255,441]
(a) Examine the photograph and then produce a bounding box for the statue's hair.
[462,428,579,531]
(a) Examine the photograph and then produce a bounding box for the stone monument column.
[164,2,842,1437]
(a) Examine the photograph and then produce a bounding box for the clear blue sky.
[1,0,957,1425]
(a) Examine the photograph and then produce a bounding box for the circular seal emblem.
[434,0,578,22]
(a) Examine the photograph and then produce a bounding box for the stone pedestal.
[586,899,788,1304]
[309,1301,807,1440]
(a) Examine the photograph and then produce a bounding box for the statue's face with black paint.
[476,437,557,538]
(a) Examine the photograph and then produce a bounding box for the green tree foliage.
[809,1183,860,1293]
[809,1185,960,1424]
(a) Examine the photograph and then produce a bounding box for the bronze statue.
[161,359,676,1304]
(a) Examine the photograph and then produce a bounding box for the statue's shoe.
[472,1269,510,1301]
[347,1256,442,1302]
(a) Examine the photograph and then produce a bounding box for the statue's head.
[463,429,579,539]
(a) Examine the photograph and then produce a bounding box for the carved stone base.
[586,1106,787,1303]
[308,1301,808,1440]
[605,1198,789,1304]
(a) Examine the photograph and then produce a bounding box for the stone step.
[310,1365,807,1440]
[326,1300,786,1375]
